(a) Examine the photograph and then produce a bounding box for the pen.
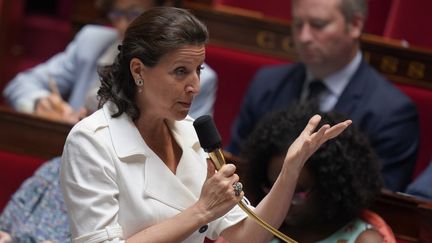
[47,75,65,113]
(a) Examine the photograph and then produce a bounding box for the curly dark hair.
[240,102,383,222]
[98,7,208,119]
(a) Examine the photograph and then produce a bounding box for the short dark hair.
[98,7,209,119]
[240,102,382,222]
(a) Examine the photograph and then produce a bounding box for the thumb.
[206,158,216,180]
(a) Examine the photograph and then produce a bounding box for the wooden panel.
[0,106,71,159]
[371,190,432,242]
[67,0,432,90]
[183,1,432,89]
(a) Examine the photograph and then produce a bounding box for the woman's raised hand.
[283,115,352,170]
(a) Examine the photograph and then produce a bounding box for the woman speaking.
[60,7,351,243]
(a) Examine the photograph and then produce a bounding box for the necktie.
[306,79,327,104]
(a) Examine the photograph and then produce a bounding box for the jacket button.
[199,225,208,233]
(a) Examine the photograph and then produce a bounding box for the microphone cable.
[194,115,297,243]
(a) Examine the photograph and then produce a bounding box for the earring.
[135,78,144,86]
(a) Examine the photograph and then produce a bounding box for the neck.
[135,116,182,174]
[310,45,359,79]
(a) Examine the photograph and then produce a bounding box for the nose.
[185,73,200,95]
[297,24,313,43]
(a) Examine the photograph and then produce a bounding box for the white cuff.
[73,224,124,243]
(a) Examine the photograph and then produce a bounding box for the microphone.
[193,115,226,170]
[193,115,297,243]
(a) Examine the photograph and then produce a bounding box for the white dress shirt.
[301,51,362,112]
[60,102,248,243]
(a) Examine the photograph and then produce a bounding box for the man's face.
[291,0,363,78]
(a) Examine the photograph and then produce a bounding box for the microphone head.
[193,115,222,152]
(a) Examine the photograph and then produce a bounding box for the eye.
[292,19,303,30]
[174,67,188,77]
[310,20,328,29]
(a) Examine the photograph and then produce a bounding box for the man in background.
[228,0,419,192]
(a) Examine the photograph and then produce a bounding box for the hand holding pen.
[34,76,87,124]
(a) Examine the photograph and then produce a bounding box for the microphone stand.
[193,115,297,243]
[208,149,297,243]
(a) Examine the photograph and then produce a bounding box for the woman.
[240,103,390,243]
[60,7,351,242]
[0,1,216,242]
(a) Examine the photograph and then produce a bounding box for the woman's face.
[135,45,205,121]
[266,155,319,226]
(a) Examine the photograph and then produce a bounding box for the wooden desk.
[183,1,432,90]
[371,190,432,242]
[0,106,72,159]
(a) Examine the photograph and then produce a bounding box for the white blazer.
[60,103,247,243]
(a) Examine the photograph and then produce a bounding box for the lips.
[178,101,191,109]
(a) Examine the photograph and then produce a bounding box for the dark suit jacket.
[405,161,432,200]
[228,61,419,192]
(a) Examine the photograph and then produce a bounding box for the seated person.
[405,161,432,201]
[2,0,217,123]
[239,103,394,242]
[0,158,65,243]
[0,0,217,242]
[227,0,419,192]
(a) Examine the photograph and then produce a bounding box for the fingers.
[197,163,242,221]
[310,123,330,143]
[219,164,236,177]
[35,95,86,124]
[35,94,66,114]
[213,164,241,197]
[206,159,216,180]
[323,120,352,140]
[0,231,12,243]
[302,114,322,136]
[35,96,56,113]
[77,108,88,120]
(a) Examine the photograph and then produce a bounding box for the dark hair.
[95,0,180,13]
[98,7,209,119]
[240,102,382,222]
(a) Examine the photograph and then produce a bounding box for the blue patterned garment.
[0,157,71,243]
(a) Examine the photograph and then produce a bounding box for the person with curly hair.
[240,102,388,243]
[228,0,419,193]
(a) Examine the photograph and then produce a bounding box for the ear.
[348,14,364,39]
[130,58,146,80]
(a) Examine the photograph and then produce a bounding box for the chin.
[174,111,189,120]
